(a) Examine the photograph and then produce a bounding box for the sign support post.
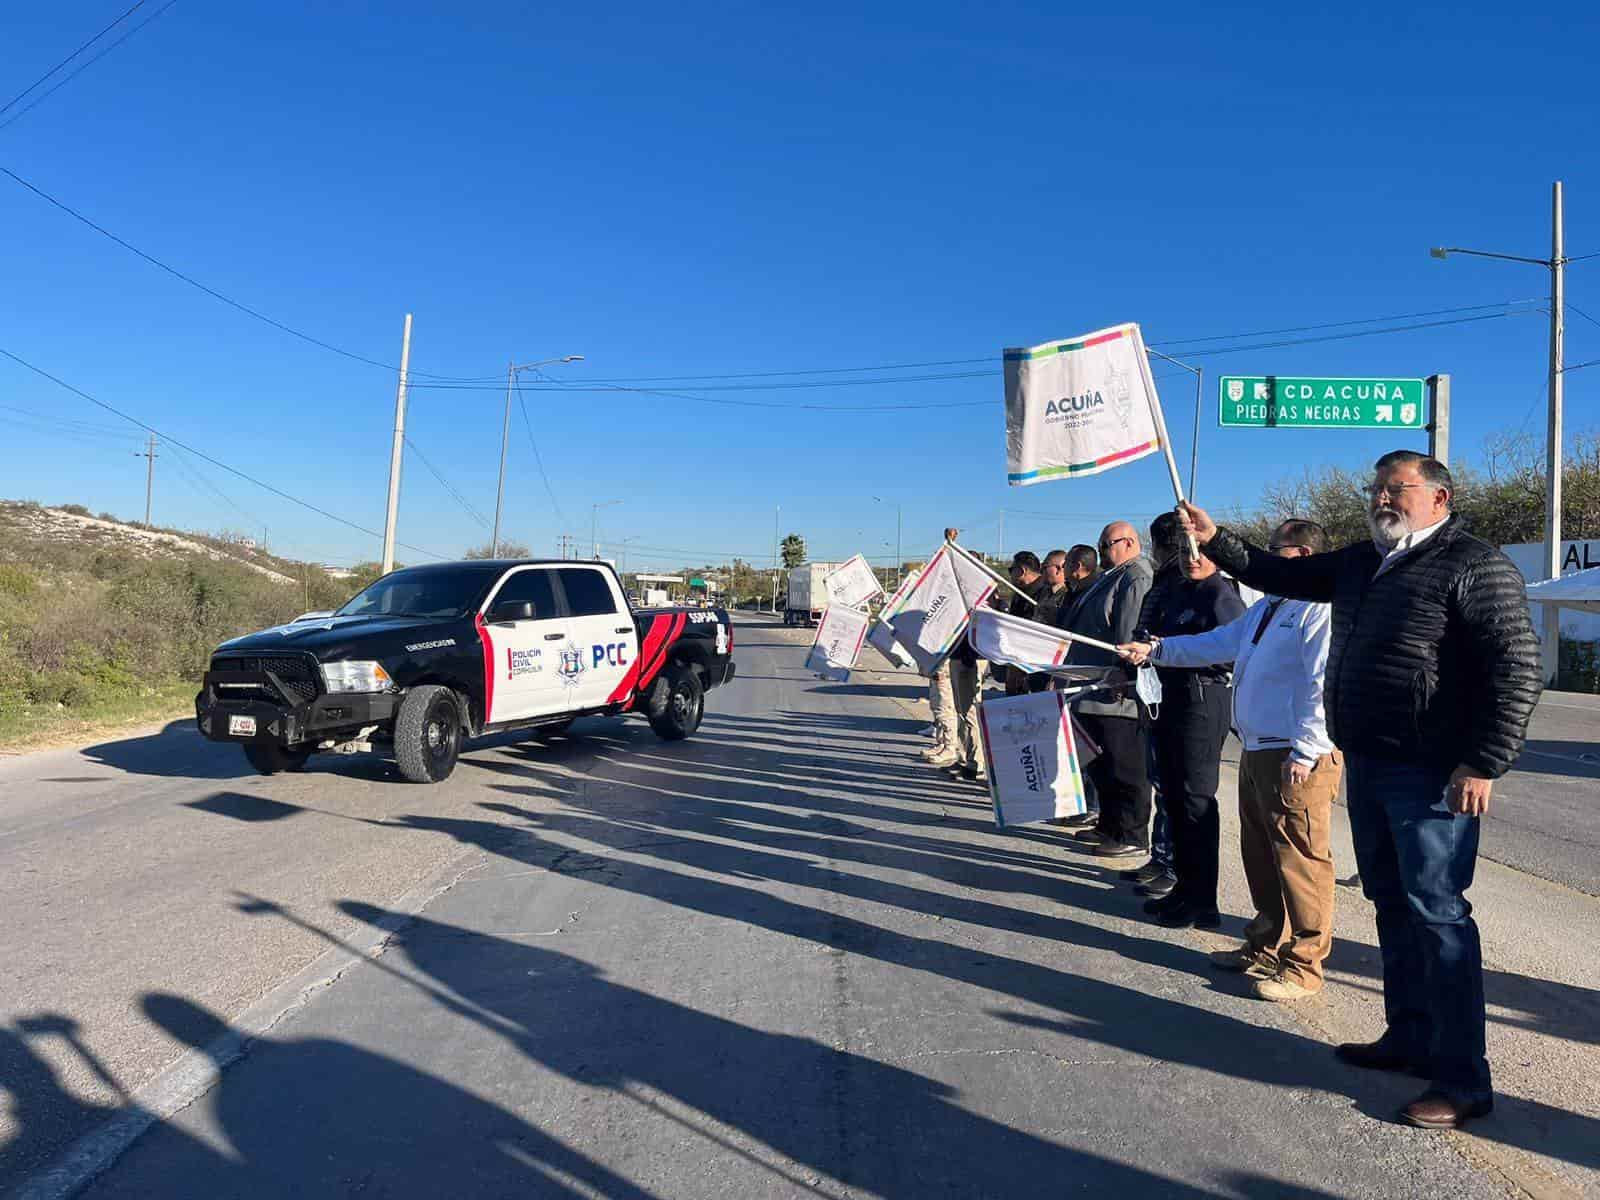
[1426,374,1451,466]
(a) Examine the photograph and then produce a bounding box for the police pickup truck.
[194,559,735,783]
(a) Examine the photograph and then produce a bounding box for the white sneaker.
[925,749,958,767]
[919,725,936,737]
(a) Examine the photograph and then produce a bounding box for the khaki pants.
[929,664,956,750]
[948,658,986,770]
[1238,747,1343,986]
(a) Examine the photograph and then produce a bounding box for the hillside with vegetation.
[0,501,382,749]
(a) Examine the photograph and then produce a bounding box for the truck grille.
[209,655,320,705]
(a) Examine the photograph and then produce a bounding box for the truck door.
[556,566,638,710]
[478,567,569,724]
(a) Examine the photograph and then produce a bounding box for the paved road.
[1482,690,1600,896]
[1,614,1596,1198]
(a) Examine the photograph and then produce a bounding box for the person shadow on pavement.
[75,994,663,1200]
[325,901,1347,1200]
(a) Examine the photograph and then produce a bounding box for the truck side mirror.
[489,600,535,623]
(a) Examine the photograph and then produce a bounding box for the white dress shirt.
[1373,513,1448,577]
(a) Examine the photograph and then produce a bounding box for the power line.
[403,434,490,528]
[0,1,148,118]
[0,165,488,381]
[0,344,448,560]
[398,306,1540,412]
[0,1,179,134]
[515,376,567,522]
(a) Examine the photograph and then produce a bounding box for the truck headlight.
[320,660,393,694]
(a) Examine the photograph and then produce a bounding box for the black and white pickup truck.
[194,559,736,783]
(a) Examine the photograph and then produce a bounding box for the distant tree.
[463,540,531,560]
[780,534,806,569]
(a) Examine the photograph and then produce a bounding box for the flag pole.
[1138,336,1199,556]
[947,539,1036,605]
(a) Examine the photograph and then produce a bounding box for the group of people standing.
[911,450,1544,1131]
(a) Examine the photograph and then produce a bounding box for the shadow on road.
[81,720,253,781]
[28,703,1593,1195]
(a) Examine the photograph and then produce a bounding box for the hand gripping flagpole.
[1138,339,1201,558]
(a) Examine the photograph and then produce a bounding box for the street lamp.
[872,495,902,587]
[492,354,584,557]
[1430,180,1565,682]
[591,499,622,559]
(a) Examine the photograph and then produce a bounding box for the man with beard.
[1177,451,1541,1131]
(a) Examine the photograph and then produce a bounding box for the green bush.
[0,564,38,600]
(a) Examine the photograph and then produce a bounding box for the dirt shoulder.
[0,683,196,757]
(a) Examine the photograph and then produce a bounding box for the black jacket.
[1205,516,1541,778]
[1144,572,1247,686]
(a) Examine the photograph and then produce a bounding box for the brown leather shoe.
[1399,1091,1493,1129]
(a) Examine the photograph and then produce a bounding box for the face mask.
[1134,664,1163,710]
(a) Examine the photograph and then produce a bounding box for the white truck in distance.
[783,562,839,627]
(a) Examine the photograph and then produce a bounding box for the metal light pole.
[591,499,621,559]
[1430,180,1566,682]
[492,354,584,557]
[771,505,781,614]
[872,496,902,586]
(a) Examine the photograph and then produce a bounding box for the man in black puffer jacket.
[1178,450,1541,1132]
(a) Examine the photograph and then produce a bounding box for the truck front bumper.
[195,686,399,748]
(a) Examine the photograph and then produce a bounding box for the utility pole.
[771,505,781,614]
[381,313,413,574]
[1544,181,1565,685]
[134,434,158,525]
[492,361,514,559]
[998,509,1005,564]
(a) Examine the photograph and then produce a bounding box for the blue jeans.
[1345,754,1490,1103]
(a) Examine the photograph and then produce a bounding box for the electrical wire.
[0,344,448,559]
[0,165,488,381]
[515,375,567,523]
[0,1,179,134]
[403,435,489,528]
[0,1,147,118]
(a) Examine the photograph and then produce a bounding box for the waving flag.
[824,554,885,609]
[866,619,914,669]
[884,544,997,675]
[805,604,871,681]
[968,607,1116,686]
[978,690,1089,827]
[1004,322,1165,486]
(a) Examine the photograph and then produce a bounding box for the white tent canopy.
[1526,565,1600,615]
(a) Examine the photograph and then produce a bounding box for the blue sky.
[1,1,1596,570]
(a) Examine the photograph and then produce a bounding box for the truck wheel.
[648,665,703,741]
[243,742,312,775]
[395,685,463,783]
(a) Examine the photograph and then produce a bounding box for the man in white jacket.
[1119,519,1343,1001]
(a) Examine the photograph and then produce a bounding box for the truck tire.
[648,664,703,741]
[395,685,463,783]
[243,742,312,775]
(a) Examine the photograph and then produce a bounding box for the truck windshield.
[335,571,486,619]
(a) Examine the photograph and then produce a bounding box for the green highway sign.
[1218,376,1428,429]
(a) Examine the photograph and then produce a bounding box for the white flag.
[978,690,1089,827]
[823,554,884,609]
[968,607,1116,685]
[866,619,914,669]
[884,544,996,675]
[1004,322,1164,487]
[805,604,871,681]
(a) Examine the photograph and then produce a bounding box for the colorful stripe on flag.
[1006,437,1160,484]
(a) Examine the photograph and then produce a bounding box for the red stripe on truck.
[474,611,495,723]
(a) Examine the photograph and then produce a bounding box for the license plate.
[228,715,257,737]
